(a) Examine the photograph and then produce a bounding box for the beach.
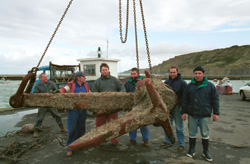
[0,94,250,164]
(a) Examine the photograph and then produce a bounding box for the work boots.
[59,124,68,133]
[186,138,196,158]
[33,130,39,138]
[202,139,213,162]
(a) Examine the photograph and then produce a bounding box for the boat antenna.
[107,40,109,59]
[106,9,109,59]
[36,0,74,68]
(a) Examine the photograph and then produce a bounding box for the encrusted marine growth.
[69,73,177,150]
[9,71,177,151]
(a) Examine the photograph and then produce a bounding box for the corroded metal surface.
[9,70,177,151]
[68,77,177,151]
[23,92,134,116]
[9,72,36,108]
[21,77,176,116]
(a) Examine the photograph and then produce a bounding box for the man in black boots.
[181,66,220,162]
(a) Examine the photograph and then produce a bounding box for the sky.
[0,0,250,74]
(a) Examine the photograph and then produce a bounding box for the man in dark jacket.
[124,67,150,147]
[163,66,187,152]
[33,73,67,138]
[181,66,220,162]
[92,63,126,146]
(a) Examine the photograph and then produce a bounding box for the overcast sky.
[0,0,250,74]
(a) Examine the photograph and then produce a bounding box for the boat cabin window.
[84,64,96,76]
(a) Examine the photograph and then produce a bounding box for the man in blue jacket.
[163,66,187,152]
[124,67,150,147]
[181,66,220,162]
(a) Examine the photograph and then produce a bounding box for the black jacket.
[164,73,187,106]
[181,77,220,118]
[124,76,143,93]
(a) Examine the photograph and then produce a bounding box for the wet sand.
[0,94,250,164]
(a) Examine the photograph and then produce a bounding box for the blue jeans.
[165,107,184,146]
[129,126,149,142]
[188,115,210,139]
[67,109,86,152]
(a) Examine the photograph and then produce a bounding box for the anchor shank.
[22,92,134,113]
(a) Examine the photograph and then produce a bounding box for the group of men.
[32,63,219,162]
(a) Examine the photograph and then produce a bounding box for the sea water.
[0,108,38,136]
[0,80,21,109]
[0,80,39,136]
[184,79,250,93]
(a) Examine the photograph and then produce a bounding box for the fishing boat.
[0,77,8,84]
[216,77,233,95]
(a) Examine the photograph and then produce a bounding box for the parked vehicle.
[239,82,250,101]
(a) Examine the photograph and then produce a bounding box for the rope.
[0,130,66,163]
[36,0,74,68]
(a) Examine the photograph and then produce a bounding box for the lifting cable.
[119,0,152,72]
[36,0,151,72]
[36,0,74,68]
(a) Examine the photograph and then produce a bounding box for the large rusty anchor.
[69,76,177,150]
[9,71,177,150]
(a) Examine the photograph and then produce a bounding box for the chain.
[133,0,139,70]
[119,0,129,43]
[139,0,152,72]
[36,0,74,68]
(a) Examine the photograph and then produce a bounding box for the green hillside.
[152,45,250,76]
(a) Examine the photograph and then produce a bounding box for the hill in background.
[148,45,250,76]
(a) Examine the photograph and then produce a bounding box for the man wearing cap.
[33,73,67,138]
[92,63,126,146]
[181,66,220,162]
[59,71,90,157]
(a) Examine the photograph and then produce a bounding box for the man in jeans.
[59,71,90,157]
[162,66,187,152]
[181,66,219,162]
[124,67,150,147]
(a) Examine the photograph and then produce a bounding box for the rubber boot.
[202,139,213,162]
[186,138,196,158]
[59,124,68,133]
